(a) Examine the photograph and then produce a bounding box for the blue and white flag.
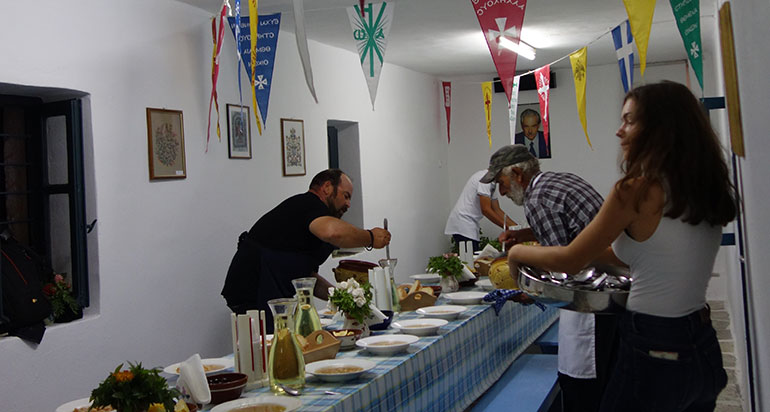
[228,14,281,126]
[611,20,635,93]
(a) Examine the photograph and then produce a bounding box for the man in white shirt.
[444,169,516,251]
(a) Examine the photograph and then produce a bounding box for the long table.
[213,294,558,412]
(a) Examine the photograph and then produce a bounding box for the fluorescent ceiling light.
[498,37,536,60]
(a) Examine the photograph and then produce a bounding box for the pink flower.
[54,274,64,283]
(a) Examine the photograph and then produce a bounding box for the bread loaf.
[488,257,517,289]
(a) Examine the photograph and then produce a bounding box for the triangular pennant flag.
[471,0,528,102]
[570,47,592,149]
[206,4,227,152]
[247,0,263,134]
[534,65,551,155]
[228,14,281,126]
[623,0,656,76]
[670,0,703,90]
[482,81,493,148]
[348,2,394,110]
[442,81,452,144]
[234,0,245,111]
[611,20,635,93]
[508,75,521,145]
[293,0,319,103]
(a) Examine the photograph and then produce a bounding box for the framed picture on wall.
[146,107,187,179]
[226,104,252,159]
[513,103,552,159]
[280,118,306,176]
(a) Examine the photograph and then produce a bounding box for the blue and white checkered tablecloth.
[212,296,557,412]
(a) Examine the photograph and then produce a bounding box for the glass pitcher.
[292,277,322,338]
[267,298,305,393]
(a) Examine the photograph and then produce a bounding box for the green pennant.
[670,0,703,89]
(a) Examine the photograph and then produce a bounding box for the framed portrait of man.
[514,103,551,159]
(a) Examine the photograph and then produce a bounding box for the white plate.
[211,395,302,412]
[444,291,488,305]
[56,398,93,412]
[305,358,376,382]
[356,334,419,355]
[415,305,467,320]
[477,278,495,291]
[163,357,234,375]
[392,318,448,336]
[408,273,441,284]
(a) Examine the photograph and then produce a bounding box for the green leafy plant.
[327,279,373,323]
[90,362,180,412]
[479,236,502,251]
[42,273,80,320]
[427,253,465,278]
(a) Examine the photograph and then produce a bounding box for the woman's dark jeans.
[599,307,727,412]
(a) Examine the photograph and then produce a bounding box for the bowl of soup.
[305,358,376,382]
[355,334,419,355]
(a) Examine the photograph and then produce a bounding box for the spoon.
[278,383,301,396]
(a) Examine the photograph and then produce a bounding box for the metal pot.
[517,264,631,313]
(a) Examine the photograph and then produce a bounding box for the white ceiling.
[176,0,715,78]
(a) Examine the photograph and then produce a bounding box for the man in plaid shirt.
[480,145,615,412]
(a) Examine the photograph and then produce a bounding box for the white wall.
[0,1,448,411]
[725,1,770,410]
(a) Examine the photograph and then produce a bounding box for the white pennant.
[508,75,521,145]
[292,0,318,103]
[347,2,394,109]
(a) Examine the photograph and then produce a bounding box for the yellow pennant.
[623,0,656,76]
[569,47,592,149]
[248,0,263,135]
[482,81,493,148]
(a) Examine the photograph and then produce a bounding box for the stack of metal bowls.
[517,264,632,313]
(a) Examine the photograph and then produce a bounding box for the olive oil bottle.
[267,298,305,393]
[292,277,322,338]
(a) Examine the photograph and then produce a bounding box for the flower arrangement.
[327,279,373,324]
[42,273,80,321]
[427,253,465,278]
[90,362,180,412]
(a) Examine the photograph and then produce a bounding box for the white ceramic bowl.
[356,334,419,355]
[163,357,234,375]
[415,305,467,320]
[392,318,448,336]
[211,395,302,412]
[409,273,441,284]
[477,278,495,291]
[444,291,487,305]
[305,358,376,382]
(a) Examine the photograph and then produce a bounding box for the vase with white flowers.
[327,279,374,337]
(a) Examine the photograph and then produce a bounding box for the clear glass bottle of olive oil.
[291,277,322,338]
[267,298,305,393]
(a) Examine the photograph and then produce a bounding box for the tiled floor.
[710,300,745,412]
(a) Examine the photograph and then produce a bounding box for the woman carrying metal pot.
[507,81,737,412]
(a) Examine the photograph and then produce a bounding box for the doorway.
[327,120,363,228]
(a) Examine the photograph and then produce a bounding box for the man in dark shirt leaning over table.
[481,145,615,412]
[221,168,391,330]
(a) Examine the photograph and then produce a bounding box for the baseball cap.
[479,144,535,183]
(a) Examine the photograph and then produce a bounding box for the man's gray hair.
[502,158,540,178]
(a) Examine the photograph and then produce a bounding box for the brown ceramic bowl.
[207,372,248,404]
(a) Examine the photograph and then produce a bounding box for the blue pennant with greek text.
[228,14,281,126]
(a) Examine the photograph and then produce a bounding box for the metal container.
[517,264,631,313]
